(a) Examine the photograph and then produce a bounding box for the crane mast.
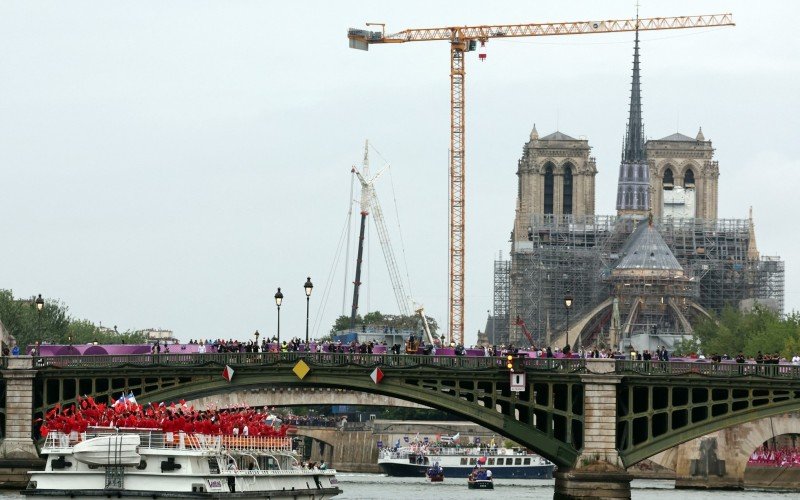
[348,13,734,346]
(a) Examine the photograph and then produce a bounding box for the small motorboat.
[426,461,444,482]
[467,476,493,489]
[467,465,493,489]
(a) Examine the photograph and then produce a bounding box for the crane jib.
[348,14,733,45]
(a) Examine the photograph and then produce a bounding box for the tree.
[0,290,69,349]
[329,314,362,335]
[688,306,800,359]
[328,310,439,337]
[0,289,147,349]
[362,311,384,325]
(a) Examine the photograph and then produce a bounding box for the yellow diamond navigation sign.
[293,360,311,380]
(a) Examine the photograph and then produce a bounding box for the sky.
[1,1,797,345]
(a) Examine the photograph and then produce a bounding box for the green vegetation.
[0,289,147,350]
[673,306,800,358]
[328,310,439,337]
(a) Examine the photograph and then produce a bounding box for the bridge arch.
[650,412,800,489]
[140,369,582,468]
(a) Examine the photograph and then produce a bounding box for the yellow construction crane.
[347,14,734,345]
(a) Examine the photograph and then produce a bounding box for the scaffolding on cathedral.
[498,214,785,347]
[491,256,511,346]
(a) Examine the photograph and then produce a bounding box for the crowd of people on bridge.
[37,396,291,439]
[18,333,800,367]
[748,445,800,468]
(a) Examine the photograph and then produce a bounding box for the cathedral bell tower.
[513,126,597,243]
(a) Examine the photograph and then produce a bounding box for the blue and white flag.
[126,392,137,405]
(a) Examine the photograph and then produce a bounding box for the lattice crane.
[351,141,412,320]
[348,13,734,345]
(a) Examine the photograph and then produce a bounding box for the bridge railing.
[31,352,587,373]
[615,360,800,378]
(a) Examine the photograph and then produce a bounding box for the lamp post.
[488,309,496,346]
[35,294,44,354]
[92,339,99,346]
[254,330,260,344]
[563,291,573,355]
[68,334,72,346]
[304,277,313,344]
[274,287,283,346]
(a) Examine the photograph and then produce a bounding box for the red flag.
[222,365,234,382]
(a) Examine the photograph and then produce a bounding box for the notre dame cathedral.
[487,27,784,352]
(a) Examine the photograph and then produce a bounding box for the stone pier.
[0,356,44,487]
[554,359,632,500]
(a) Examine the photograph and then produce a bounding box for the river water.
[1,474,795,499]
[332,474,796,499]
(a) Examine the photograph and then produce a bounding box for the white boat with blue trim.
[378,445,554,479]
[24,427,341,499]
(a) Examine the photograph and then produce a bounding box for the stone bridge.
[3,352,800,499]
[652,411,800,489]
[292,426,381,473]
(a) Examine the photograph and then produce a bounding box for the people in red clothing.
[38,396,288,440]
[748,445,800,468]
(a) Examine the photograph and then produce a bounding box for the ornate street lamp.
[92,339,99,346]
[563,291,574,355]
[274,287,283,346]
[254,330,260,343]
[35,294,44,345]
[304,277,313,343]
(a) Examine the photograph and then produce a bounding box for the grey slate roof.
[539,131,578,141]
[656,132,696,142]
[615,222,684,272]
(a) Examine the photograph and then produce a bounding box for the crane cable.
[312,202,353,339]
[370,143,414,305]
[341,168,356,316]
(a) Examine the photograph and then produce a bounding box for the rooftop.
[615,221,684,273]
[539,131,578,141]
[655,132,696,142]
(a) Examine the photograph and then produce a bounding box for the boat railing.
[43,429,293,454]
[380,446,542,458]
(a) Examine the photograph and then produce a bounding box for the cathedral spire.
[616,22,650,215]
[623,24,645,162]
[747,206,760,261]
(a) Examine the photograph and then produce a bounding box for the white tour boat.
[24,427,341,499]
[378,444,554,479]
